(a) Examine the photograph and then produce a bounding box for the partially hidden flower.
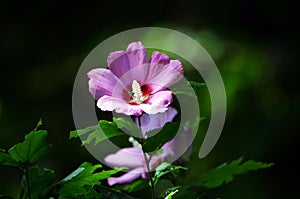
[137,107,178,138]
[88,41,183,116]
[104,109,192,186]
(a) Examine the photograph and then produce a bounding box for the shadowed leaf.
[8,124,51,164]
[194,157,273,189]
[142,122,179,153]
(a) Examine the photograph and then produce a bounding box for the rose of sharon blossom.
[88,42,183,116]
[137,107,178,138]
[104,109,191,186]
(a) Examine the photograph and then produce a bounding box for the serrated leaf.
[21,166,56,199]
[194,157,273,189]
[8,128,51,164]
[143,122,179,153]
[70,120,125,145]
[58,162,122,196]
[0,150,18,167]
[153,162,187,185]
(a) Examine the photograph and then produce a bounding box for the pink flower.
[87,42,183,116]
[137,107,178,138]
[105,129,191,186]
[104,109,191,186]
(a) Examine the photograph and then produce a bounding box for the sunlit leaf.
[194,157,273,189]
[113,117,140,137]
[153,162,187,185]
[162,186,198,199]
[70,124,99,139]
[70,120,125,145]
[58,162,122,196]
[8,126,51,164]
[164,189,178,199]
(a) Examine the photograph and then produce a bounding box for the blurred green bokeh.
[0,1,298,198]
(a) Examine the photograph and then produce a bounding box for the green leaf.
[70,124,99,139]
[184,116,206,129]
[194,158,273,189]
[153,162,187,185]
[0,150,19,167]
[8,127,51,164]
[172,81,205,97]
[58,162,122,196]
[142,122,179,153]
[113,117,140,137]
[189,81,205,95]
[21,166,56,199]
[164,189,179,199]
[162,186,198,199]
[189,81,206,87]
[70,120,125,145]
[118,179,149,193]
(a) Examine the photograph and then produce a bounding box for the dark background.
[0,0,299,198]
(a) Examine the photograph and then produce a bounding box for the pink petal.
[149,156,164,170]
[117,64,150,89]
[168,60,184,74]
[107,42,148,78]
[140,107,178,137]
[87,68,125,100]
[140,91,173,114]
[107,167,145,186]
[104,147,145,168]
[149,51,170,65]
[161,127,193,159]
[97,96,144,116]
[145,61,183,93]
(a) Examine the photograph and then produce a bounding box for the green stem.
[137,116,155,199]
[24,166,31,199]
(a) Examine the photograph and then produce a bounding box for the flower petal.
[161,127,193,160]
[140,91,173,114]
[97,95,143,116]
[107,167,145,186]
[107,42,148,78]
[104,147,144,168]
[139,107,178,137]
[149,51,170,65]
[149,155,164,170]
[87,68,125,100]
[145,60,183,93]
[117,64,150,89]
